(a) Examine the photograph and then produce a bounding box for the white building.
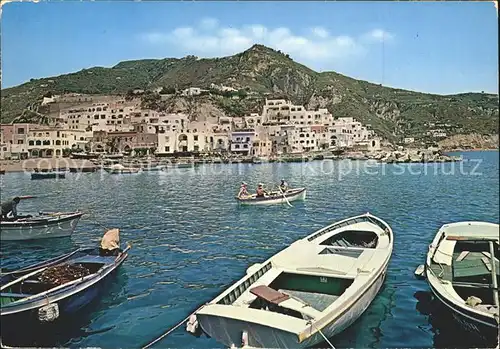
[230,131,255,155]
[287,126,319,153]
[27,128,85,158]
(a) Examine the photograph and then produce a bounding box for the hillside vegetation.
[1,44,498,141]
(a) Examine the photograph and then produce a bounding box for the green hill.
[2,44,498,141]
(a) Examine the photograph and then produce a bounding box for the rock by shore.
[369,149,462,163]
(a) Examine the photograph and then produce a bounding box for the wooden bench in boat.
[250,285,289,304]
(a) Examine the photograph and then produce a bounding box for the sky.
[1,1,498,95]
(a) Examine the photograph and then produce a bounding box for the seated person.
[238,182,249,198]
[279,179,289,192]
[256,183,267,197]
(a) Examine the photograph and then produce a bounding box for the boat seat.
[23,279,42,284]
[250,285,290,305]
[456,251,470,261]
[1,292,30,298]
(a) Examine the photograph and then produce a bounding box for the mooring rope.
[141,304,206,349]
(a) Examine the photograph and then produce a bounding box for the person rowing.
[0,197,20,221]
[256,183,267,197]
[279,179,289,192]
[238,182,249,198]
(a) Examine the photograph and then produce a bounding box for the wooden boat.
[69,166,97,173]
[0,243,131,336]
[31,171,66,180]
[186,213,393,348]
[415,221,499,341]
[236,188,306,205]
[103,164,140,174]
[0,211,83,241]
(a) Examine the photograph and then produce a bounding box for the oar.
[279,187,293,208]
[19,195,37,200]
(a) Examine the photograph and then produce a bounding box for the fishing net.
[37,263,91,286]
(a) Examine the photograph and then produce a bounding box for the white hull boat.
[416,221,499,342]
[237,188,306,206]
[186,213,393,348]
[0,212,83,241]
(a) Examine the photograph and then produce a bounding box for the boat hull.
[103,168,140,174]
[0,214,82,241]
[237,188,306,205]
[427,271,499,341]
[31,173,66,180]
[0,251,128,340]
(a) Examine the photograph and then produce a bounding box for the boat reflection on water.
[1,268,129,347]
[414,290,498,348]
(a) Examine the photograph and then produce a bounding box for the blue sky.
[1,1,498,94]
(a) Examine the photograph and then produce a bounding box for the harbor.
[0,150,498,348]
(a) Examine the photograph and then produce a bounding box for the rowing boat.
[186,213,393,348]
[0,212,83,241]
[236,188,306,205]
[415,221,499,343]
[0,244,131,340]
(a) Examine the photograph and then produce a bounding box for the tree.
[237,89,248,99]
[160,87,176,95]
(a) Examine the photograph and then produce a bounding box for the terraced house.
[27,128,85,158]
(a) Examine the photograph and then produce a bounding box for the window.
[17,140,24,144]
[101,115,106,119]
[246,137,250,142]
[194,135,198,141]
[29,140,34,146]
[243,144,248,148]
[194,145,199,152]
[17,128,25,134]
[94,115,99,120]
[235,144,240,149]
[165,146,170,152]
[56,140,61,146]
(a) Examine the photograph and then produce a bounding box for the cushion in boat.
[250,285,290,304]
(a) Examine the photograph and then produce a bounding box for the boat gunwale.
[0,212,83,228]
[426,271,498,328]
[236,188,306,202]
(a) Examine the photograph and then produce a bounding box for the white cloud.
[363,29,394,43]
[139,20,394,66]
[311,27,329,39]
[199,17,219,30]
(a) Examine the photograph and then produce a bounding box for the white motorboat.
[415,221,499,341]
[186,213,393,348]
[0,212,83,241]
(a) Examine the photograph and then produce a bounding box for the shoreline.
[1,148,498,174]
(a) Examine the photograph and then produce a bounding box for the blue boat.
[0,244,131,334]
[31,171,66,180]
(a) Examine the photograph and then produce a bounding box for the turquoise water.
[1,151,498,348]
